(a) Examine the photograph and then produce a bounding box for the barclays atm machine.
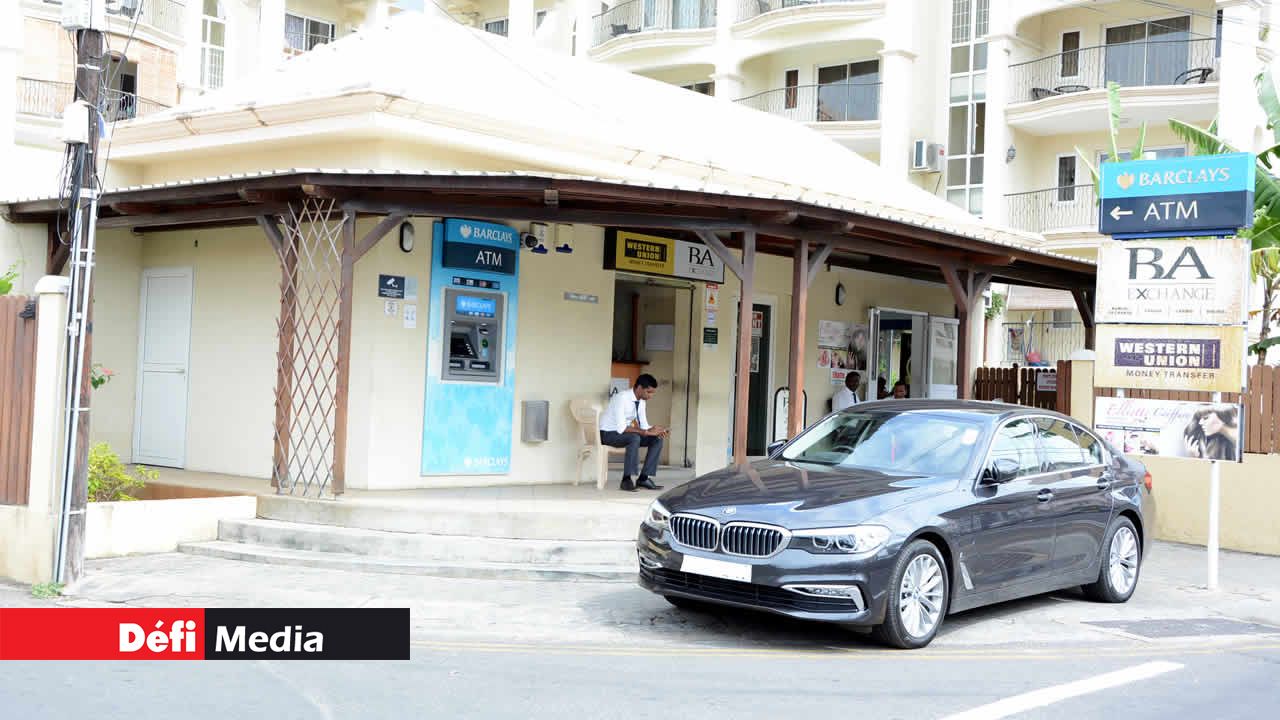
[421,219,520,476]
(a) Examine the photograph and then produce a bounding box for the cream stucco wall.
[1013,0,1219,62]
[85,495,257,558]
[0,220,46,295]
[89,231,143,461]
[1140,453,1280,557]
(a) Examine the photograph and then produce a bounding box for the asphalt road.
[1,636,1278,719]
[2,547,1279,718]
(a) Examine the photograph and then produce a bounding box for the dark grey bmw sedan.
[637,400,1153,649]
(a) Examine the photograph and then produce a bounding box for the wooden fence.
[0,295,38,505]
[1095,364,1280,455]
[973,363,1061,411]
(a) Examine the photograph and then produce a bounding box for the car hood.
[659,460,956,528]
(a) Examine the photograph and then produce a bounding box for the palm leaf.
[1106,81,1123,162]
[1258,141,1280,170]
[1257,69,1280,144]
[1075,145,1101,201]
[1130,121,1148,160]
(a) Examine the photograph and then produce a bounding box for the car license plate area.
[680,555,752,583]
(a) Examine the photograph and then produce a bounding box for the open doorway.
[869,308,926,398]
[610,275,695,467]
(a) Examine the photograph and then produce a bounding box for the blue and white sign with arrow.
[1099,152,1255,239]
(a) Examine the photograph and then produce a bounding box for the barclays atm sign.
[443,219,518,275]
[1099,152,1255,239]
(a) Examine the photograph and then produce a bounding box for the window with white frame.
[946,0,988,216]
[485,18,509,36]
[285,13,336,55]
[200,0,226,90]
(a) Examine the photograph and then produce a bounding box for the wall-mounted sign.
[1094,396,1243,463]
[1094,324,1247,393]
[442,219,518,276]
[702,327,719,345]
[604,230,726,284]
[1096,238,1248,325]
[1036,373,1057,393]
[378,274,405,299]
[563,292,598,304]
[751,311,764,338]
[1099,152,1255,239]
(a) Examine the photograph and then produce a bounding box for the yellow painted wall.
[1014,0,1218,60]
[88,231,143,461]
[0,221,47,295]
[1140,454,1280,556]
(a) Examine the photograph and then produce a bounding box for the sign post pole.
[1208,392,1221,591]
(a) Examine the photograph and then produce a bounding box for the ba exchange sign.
[1095,237,1248,325]
[1099,152,1255,239]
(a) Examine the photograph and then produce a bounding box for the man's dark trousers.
[599,431,662,477]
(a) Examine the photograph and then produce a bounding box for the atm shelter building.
[0,15,1096,496]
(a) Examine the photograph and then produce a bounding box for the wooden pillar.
[941,266,990,401]
[733,230,756,464]
[787,240,808,438]
[332,213,357,496]
[1072,288,1096,351]
[258,214,294,490]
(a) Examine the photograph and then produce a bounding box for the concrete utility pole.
[54,19,105,586]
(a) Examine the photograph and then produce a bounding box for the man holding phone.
[599,374,668,492]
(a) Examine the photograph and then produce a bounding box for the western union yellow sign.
[604,230,725,284]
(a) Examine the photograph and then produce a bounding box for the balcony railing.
[39,0,186,37]
[736,82,881,122]
[1005,184,1097,234]
[592,0,716,48]
[17,78,168,122]
[735,0,866,22]
[285,31,336,55]
[1009,38,1217,103]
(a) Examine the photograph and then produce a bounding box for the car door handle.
[1096,476,1112,490]
[1037,489,1054,503]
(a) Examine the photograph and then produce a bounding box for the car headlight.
[643,499,670,531]
[790,525,890,555]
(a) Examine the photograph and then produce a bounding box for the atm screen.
[455,295,496,318]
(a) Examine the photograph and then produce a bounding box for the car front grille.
[641,567,861,614]
[720,524,785,558]
[670,514,718,551]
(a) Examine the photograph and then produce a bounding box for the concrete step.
[217,518,637,567]
[256,495,643,541]
[178,540,637,582]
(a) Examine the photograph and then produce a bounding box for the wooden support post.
[733,231,756,465]
[1071,288,1096,350]
[941,265,990,401]
[332,213,356,496]
[258,214,294,490]
[788,240,808,439]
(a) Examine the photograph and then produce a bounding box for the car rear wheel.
[1082,516,1141,603]
[872,540,949,650]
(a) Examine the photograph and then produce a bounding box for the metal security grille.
[721,524,785,557]
[269,199,344,497]
[670,515,718,551]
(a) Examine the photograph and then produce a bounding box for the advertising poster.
[1094,397,1243,462]
[817,348,831,369]
[830,349,850,370]
[1096,238,1248,324]
[831,369,849,386]
[1094,325,1247,393]
[847,323,869,374]
[818,320,852,348]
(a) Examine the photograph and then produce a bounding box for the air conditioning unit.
[911,139,945,173]
[61,0,107,30]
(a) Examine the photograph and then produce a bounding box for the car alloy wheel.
[898,553,945,639]
[1108,526,1139,596]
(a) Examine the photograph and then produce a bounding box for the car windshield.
[780,411,984,475]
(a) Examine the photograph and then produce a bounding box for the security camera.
[521,232,540,249]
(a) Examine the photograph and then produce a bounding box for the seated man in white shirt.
[599,374,669,492]
[832,371,862,412]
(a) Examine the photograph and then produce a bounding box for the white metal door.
[133,268,193,467]
[926,316,960,399]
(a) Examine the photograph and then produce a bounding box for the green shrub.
[88,443,157,502]
[0,264,17,295]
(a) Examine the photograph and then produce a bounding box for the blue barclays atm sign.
[1099,152,1255,239]
[442,219,518,275]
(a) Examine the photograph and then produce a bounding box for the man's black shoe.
[636,476,663,490]
[620,476,637,492]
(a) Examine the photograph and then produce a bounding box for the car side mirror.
[766,440,787,458]
[983,458,1021,485]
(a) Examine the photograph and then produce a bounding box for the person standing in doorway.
[600,374,669,492]
[891,380,909,399]
[832,371,862,412]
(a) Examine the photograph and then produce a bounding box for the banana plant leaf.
[1257,69,1280,145]
[1169,119,1280,219]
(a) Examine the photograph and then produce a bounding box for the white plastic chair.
[569,396,625,490]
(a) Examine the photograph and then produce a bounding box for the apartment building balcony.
[732,0,886,40]
[31,0,186,39]
[735,81,880,152]
[1005,184,1103,244]
[1006,38,1218,135]
[17,78,169,123]
[589,0,717,67]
